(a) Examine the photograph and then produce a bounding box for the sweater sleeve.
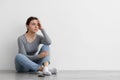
[17,37,39,61]
[18,37,26,54]
[40,29,52,45]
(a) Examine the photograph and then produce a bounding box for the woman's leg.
[15,54,40,72]
[15,59,24,72]
[36,45,51,75]
[36,45,50,66]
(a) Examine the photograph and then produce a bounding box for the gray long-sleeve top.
[17,29,51,61]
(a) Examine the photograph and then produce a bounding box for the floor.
[1,70,120,80]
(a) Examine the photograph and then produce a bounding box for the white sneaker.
[37,71,45,77]
[43,66,52,76]
[49,68,57,74]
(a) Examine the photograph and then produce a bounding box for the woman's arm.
[17,37,27,54]
[40,29,52,45]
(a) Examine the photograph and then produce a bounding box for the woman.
[15,16,56,76]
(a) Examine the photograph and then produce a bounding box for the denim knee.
[15,54,25,61]
[40,45,50,52]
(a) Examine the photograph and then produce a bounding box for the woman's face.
[27,19,40,33]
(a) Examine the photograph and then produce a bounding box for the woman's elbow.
[46,41,52,45]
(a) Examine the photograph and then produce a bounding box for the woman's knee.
[41,45,50,52]
[15,54,26,61]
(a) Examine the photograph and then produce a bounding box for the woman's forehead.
[30,19,39,23]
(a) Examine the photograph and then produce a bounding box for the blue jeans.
[15,45,50,72]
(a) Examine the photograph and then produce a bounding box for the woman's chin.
[33,30,38,33]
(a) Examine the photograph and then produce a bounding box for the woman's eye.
[31,23,36,25]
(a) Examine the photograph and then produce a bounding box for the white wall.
[0,0,120,70]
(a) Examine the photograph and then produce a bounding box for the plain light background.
[0,0,120,70]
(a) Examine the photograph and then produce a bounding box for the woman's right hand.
[38,52,48,58]
[38,22,42,30]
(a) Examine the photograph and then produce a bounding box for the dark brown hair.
[26,16,40,33]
